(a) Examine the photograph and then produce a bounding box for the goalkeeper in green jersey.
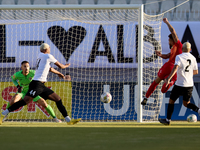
[3,61,62,123]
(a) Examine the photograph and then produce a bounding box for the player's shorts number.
[29,90,36,96]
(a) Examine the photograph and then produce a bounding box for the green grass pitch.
[0,122,200,150]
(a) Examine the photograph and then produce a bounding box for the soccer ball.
[187,114,197,122]
[100,92,112,103]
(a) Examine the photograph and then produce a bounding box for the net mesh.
[0,7,164,122]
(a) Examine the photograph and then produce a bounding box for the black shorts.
[26,80,54,100]
[170,85,193,102]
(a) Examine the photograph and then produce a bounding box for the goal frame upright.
[0,4,144,123]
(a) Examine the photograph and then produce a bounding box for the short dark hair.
[21,61,29,65]
[168,34,174,41]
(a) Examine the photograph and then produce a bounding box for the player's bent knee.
[155,77,162,84]
[161,83,168,93]
[161,87,167,93]
[48,93,61,102]
[169,99,175,104]
[183,101,189,107]
[23,96,34,104]
[37,99,48,108]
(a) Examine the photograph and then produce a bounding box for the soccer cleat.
[2,114,8,123]
[0,113,5,125]
[159,118,170,125]
[67,118,81,125]
[141,98,148,105]
[53,118,62,123]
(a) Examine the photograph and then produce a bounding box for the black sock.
[187,103,199,112]
[167,103,174,120]
[8,100,27,112]
[56,99,68,117]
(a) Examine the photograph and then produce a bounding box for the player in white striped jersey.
[159,42,200,125]
[1,43,81,125]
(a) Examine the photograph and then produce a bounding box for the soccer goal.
[0,4,163,123]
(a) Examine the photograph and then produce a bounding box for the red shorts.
[157,62,177,81]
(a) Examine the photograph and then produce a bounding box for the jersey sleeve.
[193,58,198,70]
[11,72,19,86]
[49,54,57,63]
[175,55,181,66]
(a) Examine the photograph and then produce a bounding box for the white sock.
[65,116,71,122]
[2,109,9,115]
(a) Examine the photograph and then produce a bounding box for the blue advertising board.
[71,82,137,121]
[71,82,200,121]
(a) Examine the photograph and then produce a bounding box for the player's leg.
[161,63,176,93]
[40,87,81,124]
[6,93,22,109]
[34,96,62,123]
[145,76,162,98]
[141,76,162,105]
[3,93,23,122]
[184,100,200,113]
[159,85,181,125]
[6,90,35,113]
[0,81,40,124]
[161,73,177,93]
[6,89,28,109]
[39,88,68,117]
[47,93,71,121]
[182,87,200,114]
[141,63,172,105]
[2,91,26,121]
[48,93,81,124]
[2,95,33,114]
[0,95,33,124]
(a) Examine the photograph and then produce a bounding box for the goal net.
[0,5,163,122]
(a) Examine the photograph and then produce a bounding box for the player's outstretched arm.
[49,67,65,79]
[54,61,70,69]
[163,18,179,43]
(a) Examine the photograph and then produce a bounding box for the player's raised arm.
[163,18,179,43]
[54,61,70,69]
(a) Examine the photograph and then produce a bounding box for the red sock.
[145,81,159,98]
[161,81,174,93]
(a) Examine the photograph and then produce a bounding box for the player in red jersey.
[141,18,183,105]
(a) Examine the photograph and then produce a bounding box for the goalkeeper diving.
[1,43,80,125]
[3,61,62,122]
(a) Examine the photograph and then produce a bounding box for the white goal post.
[0,4,163,123]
